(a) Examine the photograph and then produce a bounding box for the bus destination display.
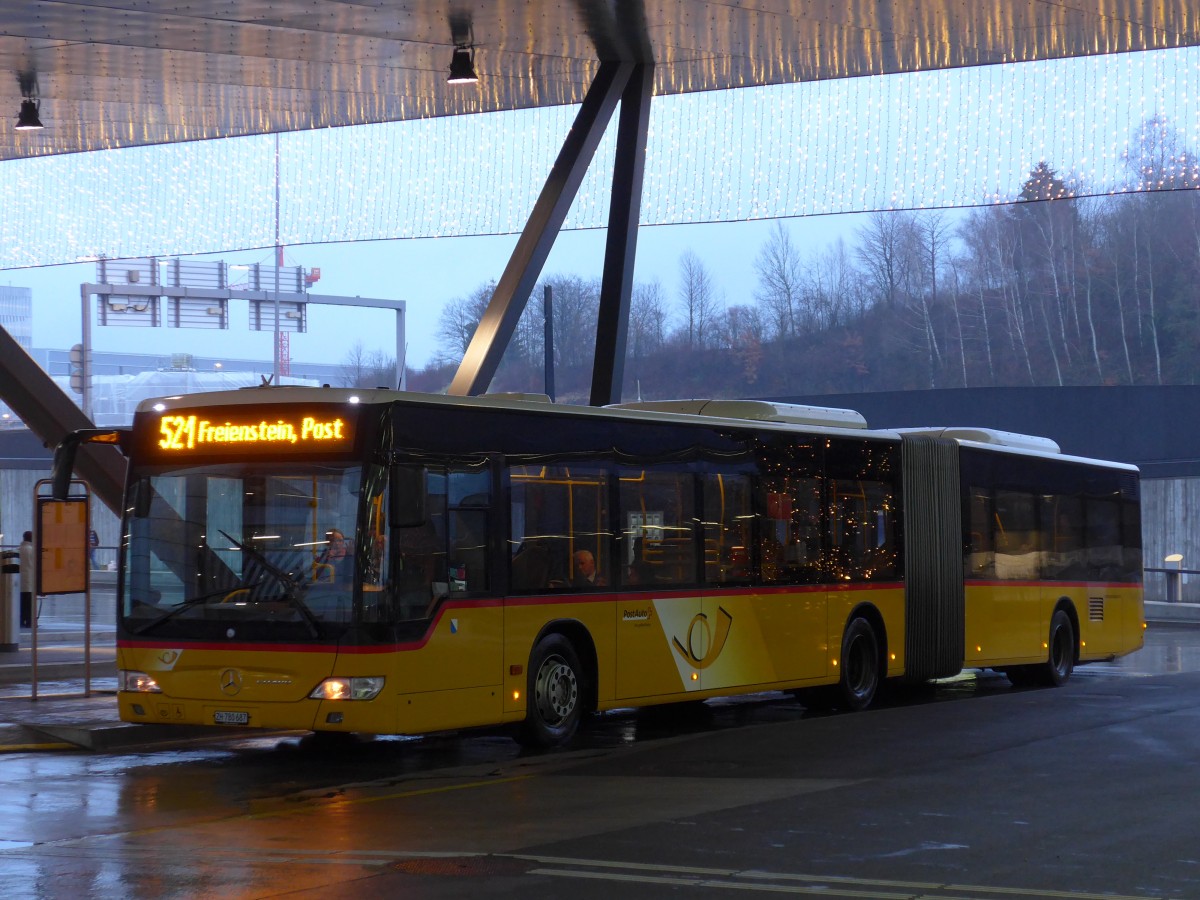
[155,409,355,453]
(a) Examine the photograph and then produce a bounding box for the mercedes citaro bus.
[54,388,1144,746]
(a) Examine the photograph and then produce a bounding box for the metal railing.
[1144,567,1200,604]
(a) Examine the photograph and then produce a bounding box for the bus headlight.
[309,676,385,701]
[118,670,162,693]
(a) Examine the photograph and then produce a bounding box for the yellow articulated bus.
[55,388,1144,746]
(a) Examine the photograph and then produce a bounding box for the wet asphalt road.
[1,624,1199,899]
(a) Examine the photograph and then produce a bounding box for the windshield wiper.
[219,529,301,591]
[129,582,263,635]
[219,530,323,638]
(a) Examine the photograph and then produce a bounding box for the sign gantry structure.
[1,0,1197,511]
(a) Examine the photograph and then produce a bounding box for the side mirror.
[51,428,130,499]
[51,435,80,500]
[389,466,426,528]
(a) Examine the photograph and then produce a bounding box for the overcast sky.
[5,215,865,373]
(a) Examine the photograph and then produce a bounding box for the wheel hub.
[537,657,578,723]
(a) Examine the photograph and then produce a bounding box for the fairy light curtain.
[1,47,1197,270]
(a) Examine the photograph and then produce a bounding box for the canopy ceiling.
[2,0,1197,162]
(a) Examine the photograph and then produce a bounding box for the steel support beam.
[0,326,126,513]
[448,60,633,396]
[590,63,654,406]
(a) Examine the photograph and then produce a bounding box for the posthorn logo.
[672,606,733,669]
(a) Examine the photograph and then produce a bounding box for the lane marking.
[0,741,80,753]
[511,855,1173,900]
[0,842,1177,899]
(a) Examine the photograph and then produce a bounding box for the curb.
[1145,601,1200,624]
[0,715,284,753]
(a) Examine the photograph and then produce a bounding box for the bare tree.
[753,222,803,339]
[1124,114,1200,192]
[541,275,601,371]
[435,282,493,365]
[957,210,998,384]
[911,212,952,387]
[677,251,721,350]
[628,279,670,359]
[720,304,766,385]
[855,210,918,309]
[340,340,397,388]
[1075,197,1105,380]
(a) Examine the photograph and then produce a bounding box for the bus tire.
[519,633,585,748]
[837,616,882,712]
[1038,609,1076,687]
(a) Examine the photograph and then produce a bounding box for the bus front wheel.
[519,634,585,748]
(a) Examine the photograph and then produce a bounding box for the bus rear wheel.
[519,634,585,748]
[1005,609,1075,688]
[1039,609,1076,687]
[838,616,882,712]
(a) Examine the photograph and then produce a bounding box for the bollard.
[0,550,18,652]
[1167,570,1183,604]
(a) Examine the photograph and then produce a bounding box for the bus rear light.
[309,676,385,701]
[119,670,162,693]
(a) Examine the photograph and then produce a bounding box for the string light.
[0,47,1197,270]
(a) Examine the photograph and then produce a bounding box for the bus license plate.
[214,711,250,725]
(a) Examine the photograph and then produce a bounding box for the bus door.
[746,470,829,684]
[615,467,704,700]
[979,488,1040,660]
[694,470,789,694]
[386,460,502,694]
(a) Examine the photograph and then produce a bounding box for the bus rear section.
[900,429,1144,688]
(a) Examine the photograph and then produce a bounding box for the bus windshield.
[120,461,367,641]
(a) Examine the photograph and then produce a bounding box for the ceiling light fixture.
[15,70,44,130]
[15,99,43,130]
[447,45,478,85]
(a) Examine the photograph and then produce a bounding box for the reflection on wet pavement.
[1096,623,1200,675]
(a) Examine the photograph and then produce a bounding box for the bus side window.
[757,478,822,585]
[619,468,696,587]
[994,490,1039,580]
[447,466,491,595]
[703,472,752,585]
[967,488,995,578]
[1085,496,1122,580]
[823,440,899,583]
[509,464,609,592]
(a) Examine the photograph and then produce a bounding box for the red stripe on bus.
[118,582,907,656]
[964,579,1140,589]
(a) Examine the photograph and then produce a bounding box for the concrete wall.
[1142,477,1200,603]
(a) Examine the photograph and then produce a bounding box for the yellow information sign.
[37,497,89,595]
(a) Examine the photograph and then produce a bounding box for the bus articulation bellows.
[55,388,1144,747]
